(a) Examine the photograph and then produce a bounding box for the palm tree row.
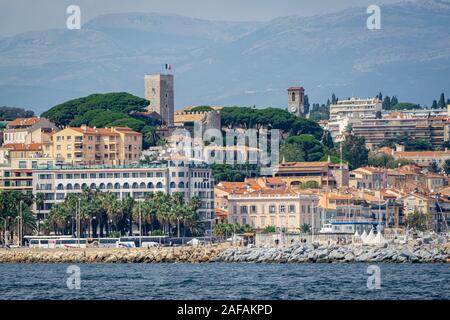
[46,189,203,238]
[0,189,203,241]
[0,191,36,244]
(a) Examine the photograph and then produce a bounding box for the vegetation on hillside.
[220,106,323,139]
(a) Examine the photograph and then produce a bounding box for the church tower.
[287,86,305,117]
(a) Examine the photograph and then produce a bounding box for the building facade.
[50,125,142,166]
[273,161,349,189]
[329,97,382,121]
[32,161,214,229]
[2,117,56,145]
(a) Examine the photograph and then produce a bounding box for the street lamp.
[139,200,142,248]
[0,217,7,246]
[77,198,81,248]
[18,200,23,247]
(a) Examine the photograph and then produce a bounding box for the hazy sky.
[0,0,404,37]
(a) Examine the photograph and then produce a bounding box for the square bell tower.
[287,86,305,117]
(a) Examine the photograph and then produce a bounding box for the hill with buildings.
[0,0,449,113]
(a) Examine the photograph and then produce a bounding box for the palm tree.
[100,192,122,235]
[300,223,311,234]
[47,204,69,235]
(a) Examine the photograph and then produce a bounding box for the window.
[279,205,286,213]
[288,205,296,213]
[19,161,27,169]
[240,206,248,214]
[269,205,276,214]
[250,205,257,214]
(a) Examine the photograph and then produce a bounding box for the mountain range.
[0,0,449,114]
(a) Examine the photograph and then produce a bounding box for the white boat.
[319,224,334,234]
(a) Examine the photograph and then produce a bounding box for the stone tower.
[144,74,174,126]
[287,86,305,117]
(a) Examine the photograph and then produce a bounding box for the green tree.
[443,159,450,176]
[438,93,446,109]
[390,96,399,108]
[431,100,438,109]
[382,96,391,110]
[321,130,334,149]
[342,135,369,170]
[281,134,326,162]
[430,160,440,173]
[303,95,310,114]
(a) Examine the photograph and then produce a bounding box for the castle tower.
[287,86,305,117]
[144,74,174,126]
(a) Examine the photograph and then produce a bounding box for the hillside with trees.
[41,92,161,148]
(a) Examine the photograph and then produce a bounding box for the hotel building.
[32,160,214,229]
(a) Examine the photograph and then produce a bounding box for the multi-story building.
[352,115,450,150]
[215,179,320,232]
[273,161,349,189]
[32,160,214,229]
[2,117,56,145]
[349,167,388,189]
[329,97,382,121]
[379,145,450,170]
[50,125,142,166]
[144,74,174,126]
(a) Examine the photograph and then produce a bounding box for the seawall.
[0,242,449,263]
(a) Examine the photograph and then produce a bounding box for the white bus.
[93,238,120,248]
[26,236,86,248]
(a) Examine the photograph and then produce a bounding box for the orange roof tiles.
[394,151,450,158]
[8,117,40,127]
[2,143,42,151]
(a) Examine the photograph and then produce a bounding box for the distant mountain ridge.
[0,0,449,114]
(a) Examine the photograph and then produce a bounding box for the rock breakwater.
[212,242,450,263]
[1,242,448,264]
[0,246,226,264]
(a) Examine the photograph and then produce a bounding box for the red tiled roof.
[2,143,42,151]
[8,118,40,127]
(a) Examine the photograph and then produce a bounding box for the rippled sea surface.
[0,263,449,300]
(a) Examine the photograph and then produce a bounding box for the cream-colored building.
[329,97,382,121]
[215,179,320,232]
[2,117,56,145]
[51,125,142,166]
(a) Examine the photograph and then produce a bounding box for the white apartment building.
[32,161,214,229]
[329,97,382,121]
